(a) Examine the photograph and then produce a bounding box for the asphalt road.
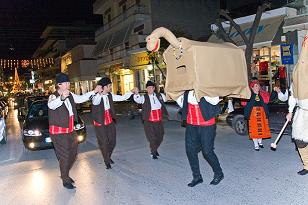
[0,109,306,205]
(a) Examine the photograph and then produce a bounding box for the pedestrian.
[133,80,168,159]
[91,77,137,169]
[48,72,100,189]
[176,90,224,187]
[244,79,271,151]
[269,80,289,103]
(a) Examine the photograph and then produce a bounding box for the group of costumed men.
[48,72,224,189]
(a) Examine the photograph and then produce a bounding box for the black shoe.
[151,154,158,159]
[297,169,308,175]
[187,178,203,187]
[68,177,75,184]
[259,144,264,148]
[105,163,112,169]
[110,159,115,164]
[63,182,76,189]
[210,173,224,185]
[155,151,160,156]
[255,147,260,151]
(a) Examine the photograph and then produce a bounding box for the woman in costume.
[244,80,271,151]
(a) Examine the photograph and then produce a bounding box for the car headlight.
[74,123,85,130]
[24,129,42,136]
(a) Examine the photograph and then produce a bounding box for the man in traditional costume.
[48,73,100,189]
[91,77,137,169]
[176,91,224,187]
[286,33,308,175]
[244,80,271,151]
[133,80,167,159]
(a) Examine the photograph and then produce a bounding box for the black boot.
[187,177,203,187]
[110,159,115,164]
[297,169,308,175]
[63,181,76,189]
[210,173,224,185]
[105,162,112,169]
[68,177,75,184]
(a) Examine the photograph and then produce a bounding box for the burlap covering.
[292,32,308,100]
[163,37,251,101]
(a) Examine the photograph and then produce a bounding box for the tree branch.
[219,9,249,45]
[249,2,271,43]
[214,18,236,45]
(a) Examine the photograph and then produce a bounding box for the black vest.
[48,91,78,128]
[142,93,168,121]
[181,91,221,121]
[91,93,115,124]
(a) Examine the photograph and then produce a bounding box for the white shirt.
[48,91,95,116]
[176,91,220,108]
[288,84,308,113]
[277,90,289,102]
[92,92,133,110]
[134,93,166,110]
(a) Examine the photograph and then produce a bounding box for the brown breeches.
[143,121,164,154]
[51,132,78,182]
[94,122,116,164]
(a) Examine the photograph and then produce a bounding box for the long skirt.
[248,106,271,139]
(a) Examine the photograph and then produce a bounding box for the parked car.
[0,112,7,144]
[21,100,87,150]
[226,102,291,136]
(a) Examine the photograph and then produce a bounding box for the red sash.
[93,109,113,126]
[187,103,215,126]
[148,109,162,122]
[49,116,74,134]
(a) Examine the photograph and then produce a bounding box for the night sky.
[0,0,100,59]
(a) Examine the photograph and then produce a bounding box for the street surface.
[0,109,307,205]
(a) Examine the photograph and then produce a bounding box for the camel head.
[146,35,161,52]
[146,27,181,52]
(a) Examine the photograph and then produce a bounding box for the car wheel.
[233,115,248,136]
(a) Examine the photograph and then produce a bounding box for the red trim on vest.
[148,109,162,122]
[187,103,215,126]
[93,109,113,126]
[49,116,74,134]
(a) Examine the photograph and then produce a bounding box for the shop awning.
[283,15,308,32]
[208,16,284,47]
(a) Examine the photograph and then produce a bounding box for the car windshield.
[28,103,48,118]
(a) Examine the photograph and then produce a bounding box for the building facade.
[93,0,217,94]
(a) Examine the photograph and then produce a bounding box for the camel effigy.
[146,27,251,101]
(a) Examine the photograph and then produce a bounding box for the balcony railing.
[95,4,149,37]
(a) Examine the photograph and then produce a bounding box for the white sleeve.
[133,94,145,104]
[277,90,288,102]
[203,96,220,105]
[288,95,297,113]
[71,91,95,104]
[92,93,102,105]
[47,94,63,110]
[112,92,133,102]
[176,95,184,108]
[161,93,167,102]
